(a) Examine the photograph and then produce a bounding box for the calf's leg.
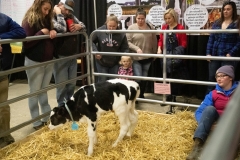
[86,120,97,156]
[126,109,138,137]
[112,113,130,147]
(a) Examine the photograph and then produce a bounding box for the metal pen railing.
[0,32,90,137]
[89,29,240,106]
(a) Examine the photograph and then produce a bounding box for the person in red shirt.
[157,8,187,55]
[157,8,188,103]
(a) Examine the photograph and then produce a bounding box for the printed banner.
[107,0,240,30]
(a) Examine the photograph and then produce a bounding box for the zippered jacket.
[0,13,26,80]
[195,81,239,123]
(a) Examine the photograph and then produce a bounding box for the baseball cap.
[60,0,74,12]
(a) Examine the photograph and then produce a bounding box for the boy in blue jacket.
[186,65,239,160]
[0,12,26,148]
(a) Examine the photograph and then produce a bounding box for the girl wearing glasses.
[187,65,239,159]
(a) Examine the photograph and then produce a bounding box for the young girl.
[118,56,133,80]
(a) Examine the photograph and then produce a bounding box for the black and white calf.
[49,79,140,156]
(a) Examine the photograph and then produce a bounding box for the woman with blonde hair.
[22,0,57,130]
[92,14,129,82]
[157,8,187,103]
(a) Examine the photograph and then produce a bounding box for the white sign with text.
[184,4,208,29]
[148,5,166,26]
[107,4,122,19]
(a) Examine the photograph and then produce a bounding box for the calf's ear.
[57,107,66,116]
[53,107,59,112]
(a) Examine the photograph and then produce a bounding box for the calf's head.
[48,107,68,130]
[48,100,82,130]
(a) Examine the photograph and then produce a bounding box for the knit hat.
[60,0,74,12]
[216,65,235,79]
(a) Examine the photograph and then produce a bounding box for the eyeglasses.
[215,74,228,79]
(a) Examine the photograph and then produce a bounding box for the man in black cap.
[52,0,86,107]
[186,65,239,159]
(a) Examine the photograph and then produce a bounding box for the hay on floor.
[0,111,199,159]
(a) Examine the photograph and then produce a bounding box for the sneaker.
[4,134,15,144]
[33,123,44,130]
[0,137,8,148]
[0,135,15,149]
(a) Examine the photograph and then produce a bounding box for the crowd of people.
[0,0,240,159]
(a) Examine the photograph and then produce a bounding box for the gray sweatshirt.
[92,25,129,67]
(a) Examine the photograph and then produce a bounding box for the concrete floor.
[8,79,202,142]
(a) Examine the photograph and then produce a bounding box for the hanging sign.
[107,4,122,19]
[147,5,166,26]
[184,4,208,29]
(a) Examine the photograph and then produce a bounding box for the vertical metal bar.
[93,0,97,30]
[84,33,91,84]
[162,32,167,102]
[89,32,95,83]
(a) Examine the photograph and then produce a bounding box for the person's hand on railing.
[49,30,57,39]
[95,54,102,60]
[226,53,231,57]
[157,47,162,54]
[137,48,143,54]
[207,54,211,62]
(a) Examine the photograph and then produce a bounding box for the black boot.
[186,138,204,160]
[139,81,147,98]
[0,134,15,149]
[161,95,172,107]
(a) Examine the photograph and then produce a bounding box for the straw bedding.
[0,111,236,160]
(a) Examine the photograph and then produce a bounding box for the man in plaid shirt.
[52,0,86,107]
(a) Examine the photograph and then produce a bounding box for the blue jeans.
[53,56,77,106]
[95,60,119,82]
[25,57,53,127]
[194,106,219,142]
[207,60,238,93]
[132,60,152,82]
